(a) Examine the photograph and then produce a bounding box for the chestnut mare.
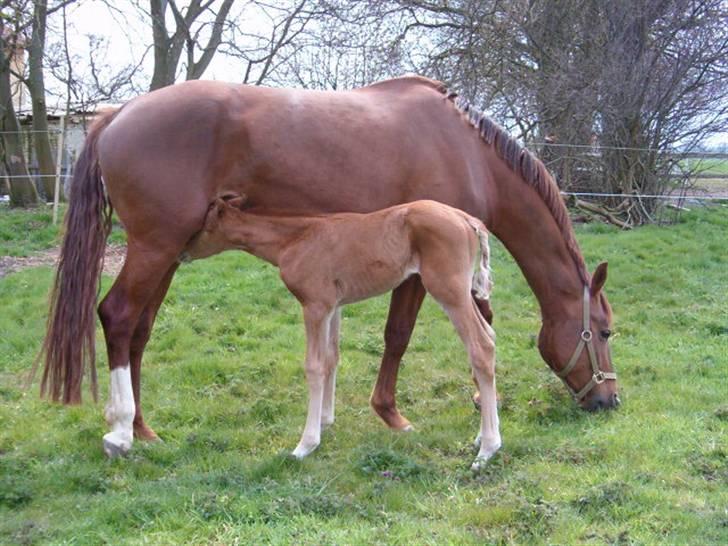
[39,75,619,458]
[185,196,498,469]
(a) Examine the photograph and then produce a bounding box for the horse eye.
[601,329,611,340]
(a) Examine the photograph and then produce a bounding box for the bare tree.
[145,0,235,90]
[343,0,728,224]
[0,0,39,206]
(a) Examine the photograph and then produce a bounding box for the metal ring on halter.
[594,371,605,384]
[581,330,592,342]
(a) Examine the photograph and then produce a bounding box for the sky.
[40,1,727,147]
[45,0,262,107]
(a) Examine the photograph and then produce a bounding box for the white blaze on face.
[102,365,135,457]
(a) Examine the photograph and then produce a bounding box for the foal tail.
[468,218,493,301]
[35,109,119,404]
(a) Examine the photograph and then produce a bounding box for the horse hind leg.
[98,245,180,457]
[129,263,179,441]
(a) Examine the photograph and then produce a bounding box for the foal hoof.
[470,456,490,473]
[102,432,131,459]
[291,440,319,460]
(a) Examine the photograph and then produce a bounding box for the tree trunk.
[0,60,39,207]
[27,0,56,201]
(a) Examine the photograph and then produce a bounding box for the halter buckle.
[581,329,592,342]
[593,371,606,384]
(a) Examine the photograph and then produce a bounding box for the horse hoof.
[134,425,160,442]
[102,432,131,459]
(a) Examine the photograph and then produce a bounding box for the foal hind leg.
[471,294,494,411]
[130,263,179,441]
[98,245,179,457]
[370,275,426,431]
[321,307,341,429]
[445,302,500,470]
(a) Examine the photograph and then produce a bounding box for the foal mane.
[441,88,589,285]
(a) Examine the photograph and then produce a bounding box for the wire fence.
[2,128,727,211]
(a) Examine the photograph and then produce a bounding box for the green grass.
[688,158,728,176]
[0,204,61,257]
[1,205,726,544]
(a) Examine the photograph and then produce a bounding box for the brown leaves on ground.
[0,244,126,279]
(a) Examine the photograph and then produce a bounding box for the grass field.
[1,203,726,545]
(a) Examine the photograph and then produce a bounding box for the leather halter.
[555,286,617,400]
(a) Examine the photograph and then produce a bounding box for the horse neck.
[228,212,319,265]
[487,172,586,320]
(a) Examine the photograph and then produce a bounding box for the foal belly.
[337,261,419,305]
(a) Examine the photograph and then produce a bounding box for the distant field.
[1,205,726,544]
[687,157,728,176]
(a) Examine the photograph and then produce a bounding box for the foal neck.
[226,209,321,265]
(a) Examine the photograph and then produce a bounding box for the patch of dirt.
[0,244,126,279]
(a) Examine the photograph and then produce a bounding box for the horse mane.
[441,88,589,285]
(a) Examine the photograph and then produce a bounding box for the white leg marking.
[321,367,337,429]
[102,365,135,458]
[471,368,501,471]
[321,308,341,429]
[292,369,326,459]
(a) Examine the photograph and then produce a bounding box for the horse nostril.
[612,393,621,407]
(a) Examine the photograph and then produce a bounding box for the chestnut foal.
[185,195,499,469]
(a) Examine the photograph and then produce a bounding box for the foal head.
[537,263,619,411]
[184,194,248,259]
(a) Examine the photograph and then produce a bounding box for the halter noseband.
[554,286,617,400]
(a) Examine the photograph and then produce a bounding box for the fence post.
[53,115,66,225]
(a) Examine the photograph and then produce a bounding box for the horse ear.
[590,262,608,297]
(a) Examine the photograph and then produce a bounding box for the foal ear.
[204,198,227,231]
[590,262,608,297]
[227,195,247,210]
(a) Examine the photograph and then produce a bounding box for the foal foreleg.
[321,308,341,428]
[292,304,333,459]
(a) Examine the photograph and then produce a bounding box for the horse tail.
[467,217,493,302]
[36,109,119,404]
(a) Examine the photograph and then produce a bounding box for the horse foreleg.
[370,275,426,431]
[292,304,333,459]
[129,263,179,441]
[321,307,341,429]
[98,245,179,458]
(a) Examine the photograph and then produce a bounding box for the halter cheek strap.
[555,286,617,400]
